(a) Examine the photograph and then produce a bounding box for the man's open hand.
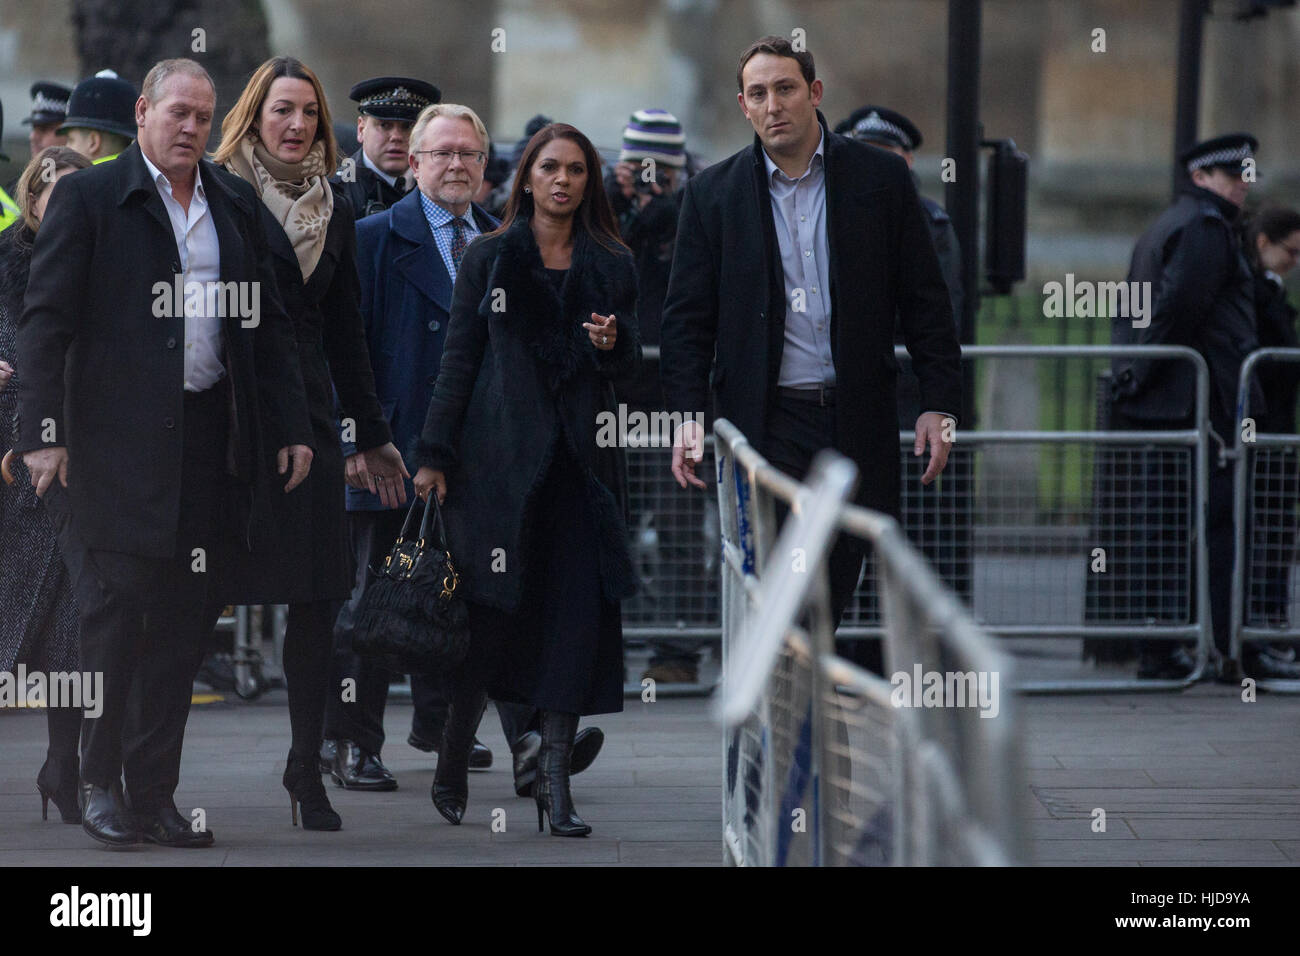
[914,411,954,485]
[277,444,313,492]
[671,419,708,490]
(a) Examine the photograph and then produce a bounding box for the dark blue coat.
[345,190,498,511]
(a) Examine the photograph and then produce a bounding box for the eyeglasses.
[414,149,486,165]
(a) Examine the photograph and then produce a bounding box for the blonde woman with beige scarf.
[215,56,407,830]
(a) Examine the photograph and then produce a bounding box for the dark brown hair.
[737,35,816,93]
[1245,205,1300,270]
[214,56,338,175]
[489,123,628,255]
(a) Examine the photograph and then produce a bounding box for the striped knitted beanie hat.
[619,108,686,168]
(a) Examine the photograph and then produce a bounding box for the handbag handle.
[394,495,424,544]
[417,490,452,553]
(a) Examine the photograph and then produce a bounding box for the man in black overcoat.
[661,37,962,646]
[14,58,314,847]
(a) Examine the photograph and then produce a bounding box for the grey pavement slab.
[4,678,1299,866]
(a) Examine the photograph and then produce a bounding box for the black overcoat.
[13,142,313,561]
[1113,186,1261,439]
[411,216,641,612]
[659,111,962,517]
[224,182,392,604]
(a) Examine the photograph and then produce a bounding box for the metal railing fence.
[713,418,1025,866]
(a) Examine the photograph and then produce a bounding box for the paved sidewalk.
[1021,684,1300,866]
[3,683,1298,865]
[0,695,721,866]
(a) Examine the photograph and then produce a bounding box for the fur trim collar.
[479,216,633,391]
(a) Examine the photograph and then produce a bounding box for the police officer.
[332,76,439,218]
[835,105,971,636]
[836,106,963,322]
[1113,133,1297,680]
[0,100,19,231]
[61,70,138,163]
[22,82,72,154]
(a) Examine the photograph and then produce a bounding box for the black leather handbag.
[352,493,470,673]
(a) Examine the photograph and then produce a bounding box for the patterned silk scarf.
[226,134,334,280]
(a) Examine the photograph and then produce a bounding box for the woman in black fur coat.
[413,123,639,837]
[0,146,91,824]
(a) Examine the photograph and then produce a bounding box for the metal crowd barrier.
[840,344,1214,692]
[1231,348,1300,693]
[217,346,1216,699]
[713,418,1026,866]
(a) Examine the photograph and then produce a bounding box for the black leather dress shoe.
[571,727,604,775]
[331,740,397,791]
[79,782,140,847]
[469,738,492,770]
[1243,650,1300,680]
[319,738,338,774]
[512,731,542,797]
[137,806,215,848]
[1136,646,1197,680]
[409,730,493,770]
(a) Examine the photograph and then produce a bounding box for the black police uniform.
[835,106,971,616]
[1103,134,1262,672]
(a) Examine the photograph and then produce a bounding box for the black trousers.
[45,386,228,811]
[762,395,869,634]
[328,508,536,752]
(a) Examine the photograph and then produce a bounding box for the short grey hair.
[141,58,216,104]
[409,103,490,158]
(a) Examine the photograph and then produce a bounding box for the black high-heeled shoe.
[534,710,591,837]
[37,755,81,824]
[431,687,487,825]
[283,750,342,831]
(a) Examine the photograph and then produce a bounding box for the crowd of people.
[4,29,1292,855]
[0,35,962,850]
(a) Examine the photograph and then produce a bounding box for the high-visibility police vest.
[0,186,19,232]
[93,153,119,164]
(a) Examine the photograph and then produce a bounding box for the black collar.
[114,141,250,215]
[1181,183,1242,223]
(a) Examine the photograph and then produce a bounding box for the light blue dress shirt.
[419,190,480,285]
[762,127,834,389]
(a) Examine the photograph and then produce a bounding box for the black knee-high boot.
[431,681,487,825]
[535,710,591,837]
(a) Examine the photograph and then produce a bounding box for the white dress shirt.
[362,149,399,189]
[141,150,225,392]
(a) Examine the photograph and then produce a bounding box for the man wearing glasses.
[328,104,531,791]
